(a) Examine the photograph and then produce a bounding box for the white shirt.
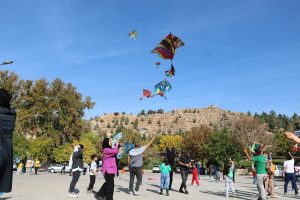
[284,159,295,173]
[90,161,97,175]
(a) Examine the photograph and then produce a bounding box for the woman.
[0,89,17,196]
[94,138,119,200]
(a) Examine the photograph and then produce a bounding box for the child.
[159,158,171,196]
[87,154,98,194]
[223,159,236,198]
[16,162,23,175]
[191,164,199,186]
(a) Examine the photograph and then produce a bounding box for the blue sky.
[0,0,299,118]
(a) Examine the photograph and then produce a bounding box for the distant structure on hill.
[207,105,218,108]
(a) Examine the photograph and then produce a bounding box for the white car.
[152,165,160,173]
[274,165,283,177]
[48,165,71,173]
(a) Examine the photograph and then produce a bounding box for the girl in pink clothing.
[94,138,119,200]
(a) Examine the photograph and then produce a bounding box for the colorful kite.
[128,30,137,40]
[154,79,172,98]
[165,64,176,77]
[151,33,184,60]
[140,89,155,100]
[155,62,161,69]
[0,60,13,65]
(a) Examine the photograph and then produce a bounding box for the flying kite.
[165,64,176,77]
[140,89,155,100]
[154,79,172,98]
[128,30,137,40]
[151,33,184,61]
[0,60,13,65]
[155,62,161,69]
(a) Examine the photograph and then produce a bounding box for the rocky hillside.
[90,108,248,136]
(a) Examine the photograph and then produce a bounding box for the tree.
[232,116,271,147]
[140,110,146,115]
[158,135,183,152]
[13,133,30,160]
[203,129,242,164]
[29,136,54,162]
[53,143,73,163]
[182,125,212,161]
[157,109,164,114]
[120,128,142,144]
[273,131,294,155]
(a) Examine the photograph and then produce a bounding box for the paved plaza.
[1,172,300,200]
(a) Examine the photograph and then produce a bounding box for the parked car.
[48,164,71,173]
[152,165,160,173]
[38,163,49,172]
[274,165,283,177]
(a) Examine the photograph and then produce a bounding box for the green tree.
[29,136,54,162]
[13,133,30,159]
[203,129,242,164]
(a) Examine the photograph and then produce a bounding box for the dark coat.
[71,148,84,170]
[0,107,16,192]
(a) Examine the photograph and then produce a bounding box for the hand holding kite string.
[285,131,300,143]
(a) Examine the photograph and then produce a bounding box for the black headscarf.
[102,138,111,149]
[0,89,12,108]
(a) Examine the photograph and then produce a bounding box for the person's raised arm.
[145,136,155,150]
[289,152,294,160]
[103,143,119,156]
[285,132,300,143]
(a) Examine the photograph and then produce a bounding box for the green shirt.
[228,167,234,178]
[160,163,171,174]
[252,155,267,174]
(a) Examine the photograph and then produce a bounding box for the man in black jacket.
[0,89,16,196]
[68,144,84,198]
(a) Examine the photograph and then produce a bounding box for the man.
[0,89,16,197]
[178,152,191,194]
[245,145,267,200]
[128,136,155,195]
[166,147,176,190]
[68,144,84,198]
[283,152,298,196]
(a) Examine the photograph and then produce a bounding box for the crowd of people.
[1,88,300,200]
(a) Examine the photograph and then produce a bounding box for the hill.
[90,107,248,136]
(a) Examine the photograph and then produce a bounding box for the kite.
[0,60,13,65]
[151,33,184,60]
[154,79,172,98]
[140,89,155,100]
[165,64,176,77]
[155,61,161,69]
[128,30,137,40]
[112,132,123,147]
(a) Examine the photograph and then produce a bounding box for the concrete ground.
[1,172,300,200]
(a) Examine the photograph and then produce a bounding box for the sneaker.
[68,193,78,198]
[185,190,189,194]
[133,191,140,195]
[128,191,133,195]
[179,189,185,193]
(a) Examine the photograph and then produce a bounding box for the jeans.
[69,171,81,193]
[256,174,267,200]
[161,173,169,189]
[87,175,96,190]
[97,173,115,200]
[169,165,174,189]
[179,170,189,191]
[225,176,235,196]
[129,167,142,192]
[284,173,298,194]
[35,167,39,175]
